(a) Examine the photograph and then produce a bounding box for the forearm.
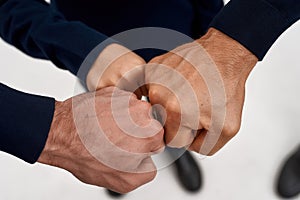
[210,0,300,60]
[0,0,114,79]
[0,83,55,163]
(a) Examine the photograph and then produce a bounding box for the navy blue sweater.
[0,0,299,163]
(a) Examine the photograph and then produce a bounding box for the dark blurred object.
[276,145,300,198]
[106,189,123,198]
[169,148,202,192]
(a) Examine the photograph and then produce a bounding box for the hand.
[86,43,147,97]
[38,87,164,193]
[146,28,258,155]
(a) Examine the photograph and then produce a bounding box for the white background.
[0,0,300,199]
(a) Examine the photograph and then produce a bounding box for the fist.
[145,28,258,155]
[86,43,147,98]
[38,87,164,193]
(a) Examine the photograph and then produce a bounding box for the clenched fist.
[146,28,258,155]
[86,43,147,98]
[38,87,164,193]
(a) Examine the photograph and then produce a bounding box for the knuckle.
[135,56,147,65]
[117,179,139,194]
[138,101,152,111]
[125,177,147,193]
[118,187,133,194]
[222,120,241,138]
[108,172,154,194]
[124,185,137,193]
[149,87,161,101]
[145,170,157,183]
[166,97,180,113]
[147,126,164,142]
[137,171,157,186]
[155,144,166,153]
[152,133,165,150]
[149,56,163,64]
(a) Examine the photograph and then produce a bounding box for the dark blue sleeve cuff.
[0,83,55,164]
[210,0,300,60]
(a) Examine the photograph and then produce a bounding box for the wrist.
[37,100,73,167]
[197,28,258,81]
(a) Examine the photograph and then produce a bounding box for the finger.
[166,126,195,148]
[127,99,165,153]
[109,157,157,194]
[128,100,165,138]
[162,98,195,148]
[114,157,157,193]
[136,157,157,175]
[115,64,147,97]
[150,119,165,155]
[188,128,235,156]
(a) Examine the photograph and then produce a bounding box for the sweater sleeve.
[209,0,300,60]
[0,0,114,80]
[0,83,55,164]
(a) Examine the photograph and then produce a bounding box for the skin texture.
[146,28,258,155]
[38,87,164,194]
[86,43,147,98]
[85,28,258,156]
[39,28,257,192]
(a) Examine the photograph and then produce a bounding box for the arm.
[210,0,300,60]
[146,0,300,154]
[0,83,55,163]
[0,0,147,90]
[0,83,164,193]
[0,0,112,78]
